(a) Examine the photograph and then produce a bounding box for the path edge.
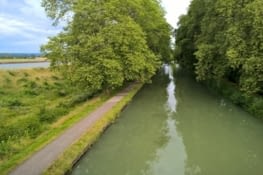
[43,83,143,175]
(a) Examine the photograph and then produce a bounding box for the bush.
[0,88,5,95]
[0,140,10,158]
[57,89,68,97]
[23,72,29,77]
[5,98,23,108]
[8,71,16,76]
[4,77,11,84]
[0,115,43,159]
[51,75,59,80]
[16,77,28,85]
[23,81,38,89]
[248,98,263,119]
[39,106,69,123]
[68,93,91,107]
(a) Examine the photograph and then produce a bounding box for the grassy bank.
[0,57,47,64]
[44,83,143,175]
[0,68,111,174]
[204,79,263,119]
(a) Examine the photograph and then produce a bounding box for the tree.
[41,0,168,95]
[175,0,263,95]
[42,0,172,62]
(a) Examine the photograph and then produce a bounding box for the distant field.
[0,57,47,64]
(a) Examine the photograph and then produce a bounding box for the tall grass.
[44,83,143,175]
[0,68,106,172]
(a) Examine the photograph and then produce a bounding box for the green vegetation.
[175,0,263,118]
[43,83,143,175]
[1,0,171,173]
[41,0,172,95]
[0,68,112,174]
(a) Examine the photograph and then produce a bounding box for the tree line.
[41,0,172,95]
[175,0,263,96]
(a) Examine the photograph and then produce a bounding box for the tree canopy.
[41,0,172,95]
[175,0,263,95]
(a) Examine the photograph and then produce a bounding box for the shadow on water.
[175,68,263,175]
[71,65,263,175]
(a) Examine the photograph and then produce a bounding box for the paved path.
[10,85,134,175]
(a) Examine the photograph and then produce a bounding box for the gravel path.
[10,85,133,175]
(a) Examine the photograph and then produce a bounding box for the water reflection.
[164,64,177,113]
[71,66,263,175]
[0,62,50,69]
[145,65,187,175]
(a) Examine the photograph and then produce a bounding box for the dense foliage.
[41,0,172,95]
[175,0,263,96]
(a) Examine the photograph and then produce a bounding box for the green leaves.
[42,0,169,95]
[175,0,263,95]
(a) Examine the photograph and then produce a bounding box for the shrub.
[51,75,59,80]
[57,89,67,97]
[0,140,12,158]
[0,88,5,95]
[22,116,42,138]
[39,106,69,123]
[23,72,29,77]
[8,71,15,76]
[5,98,23,108]
[248,98,263,119]
[68,93,91,107]
[4,77,11,84]
[16,77,28,85]
[24,89,39,96]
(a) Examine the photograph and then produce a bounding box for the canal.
[0,62,49,69]
[71,66,263,175]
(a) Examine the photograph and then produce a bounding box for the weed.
[51,75,59,80]
[5,98,23,108]
[4,77,11,84]
[23,72,29,77]
[16,78,28,85]
[8,71,15,76]
[39,106,69,123]
[57,89,68,97]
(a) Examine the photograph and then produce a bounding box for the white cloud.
[0,0,61,52]
[0,0,192,52]
[20,0,46,20]
[0,14,59,38]
[161,0,192,28]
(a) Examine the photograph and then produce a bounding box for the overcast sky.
[161,0,191,28]
[0,0,191,53]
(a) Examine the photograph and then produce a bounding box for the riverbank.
[9,83,142,175]
[69,65,263,175]
[176,67,263,119]
[0,57,47,64]
[44,83,143,175]
[204,79,263,119]
[0,68,111,174]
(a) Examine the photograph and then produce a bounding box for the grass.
[44,83,143,175]
[0,57,47,64]
[0,68,111,174]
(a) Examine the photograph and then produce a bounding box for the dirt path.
[10,85,133,175]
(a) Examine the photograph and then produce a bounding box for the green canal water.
[71,66,263,175]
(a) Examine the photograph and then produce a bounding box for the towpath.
[10,85,134,175]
